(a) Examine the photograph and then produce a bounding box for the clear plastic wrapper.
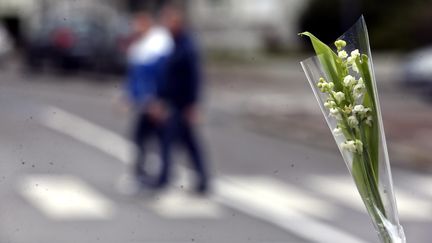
[300,16,406,243]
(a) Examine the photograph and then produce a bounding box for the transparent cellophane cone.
[300,16,405,243]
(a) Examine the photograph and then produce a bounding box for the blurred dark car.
[23,3,131,74]
[0,23,12,65]
[403,46,432,88]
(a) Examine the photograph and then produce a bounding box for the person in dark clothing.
[125,11,173,188]
[157,5,209,194]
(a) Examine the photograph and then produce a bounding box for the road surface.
[0,65,431,243]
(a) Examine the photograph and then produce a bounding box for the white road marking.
[37,105,368,243]
[148,189,222,219]
[37,106,135,164]
[214,178,367,243]
[18,174,114,220]
[147,167,223,219]
[220,176,337,220]
[307,175,432,221]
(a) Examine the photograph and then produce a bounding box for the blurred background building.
[0,0,329,55]
[188,0,308,52]
[2,0,432,54]
[0,0,125,48]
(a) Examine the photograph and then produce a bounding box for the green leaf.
[352,154,368,199]
[356,55,379,184]
[299,32,344,91]
[352,150,386,221]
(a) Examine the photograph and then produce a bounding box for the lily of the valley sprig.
[299,32,388,220]
[299,16,406,243]
[318,40,373,155]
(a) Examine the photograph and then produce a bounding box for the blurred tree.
[299,0,432,51]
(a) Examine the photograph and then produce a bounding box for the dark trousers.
[156,110,209,192]
[132,112,168,186]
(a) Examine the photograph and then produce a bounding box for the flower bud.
[343,75,356,87]
[348,115,359,128]
[332,91,345,103]
[353,105,365,114]
[351,49,360,59]
[324,100,336,108]
[341,140,356,153]
[335,39,347,50]
[338,50,348,59]
[329,108,342,120]
[353,82,365,98]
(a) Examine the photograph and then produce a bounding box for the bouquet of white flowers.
[300,16,406,243]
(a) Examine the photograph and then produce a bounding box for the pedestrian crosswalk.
[213,176,368,243]
[19,104,432,243]
[13,161,432,243]
[17,171,432,227]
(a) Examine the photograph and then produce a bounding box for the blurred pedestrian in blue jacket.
[157,4,210,194]
[125,10,173,188]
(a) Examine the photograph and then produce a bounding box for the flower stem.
[353,123,394,242]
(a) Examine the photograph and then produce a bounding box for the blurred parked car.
[23,2,131,74]
[403,46,432,88]
[0,23,12,65]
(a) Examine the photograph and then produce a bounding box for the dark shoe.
[152,178,169,190]
[194,183,210,195]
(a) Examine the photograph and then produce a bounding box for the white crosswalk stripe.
[146,167,224,219]
[219,175,337,220]
[214,176,368,243]
[148,189,223,219]
[307,175,432,221]
[18,174,114,220]
[36,105,135,164]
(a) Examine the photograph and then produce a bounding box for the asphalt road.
[0,65,431,243]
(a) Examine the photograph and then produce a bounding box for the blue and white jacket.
[125,27,173,108]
